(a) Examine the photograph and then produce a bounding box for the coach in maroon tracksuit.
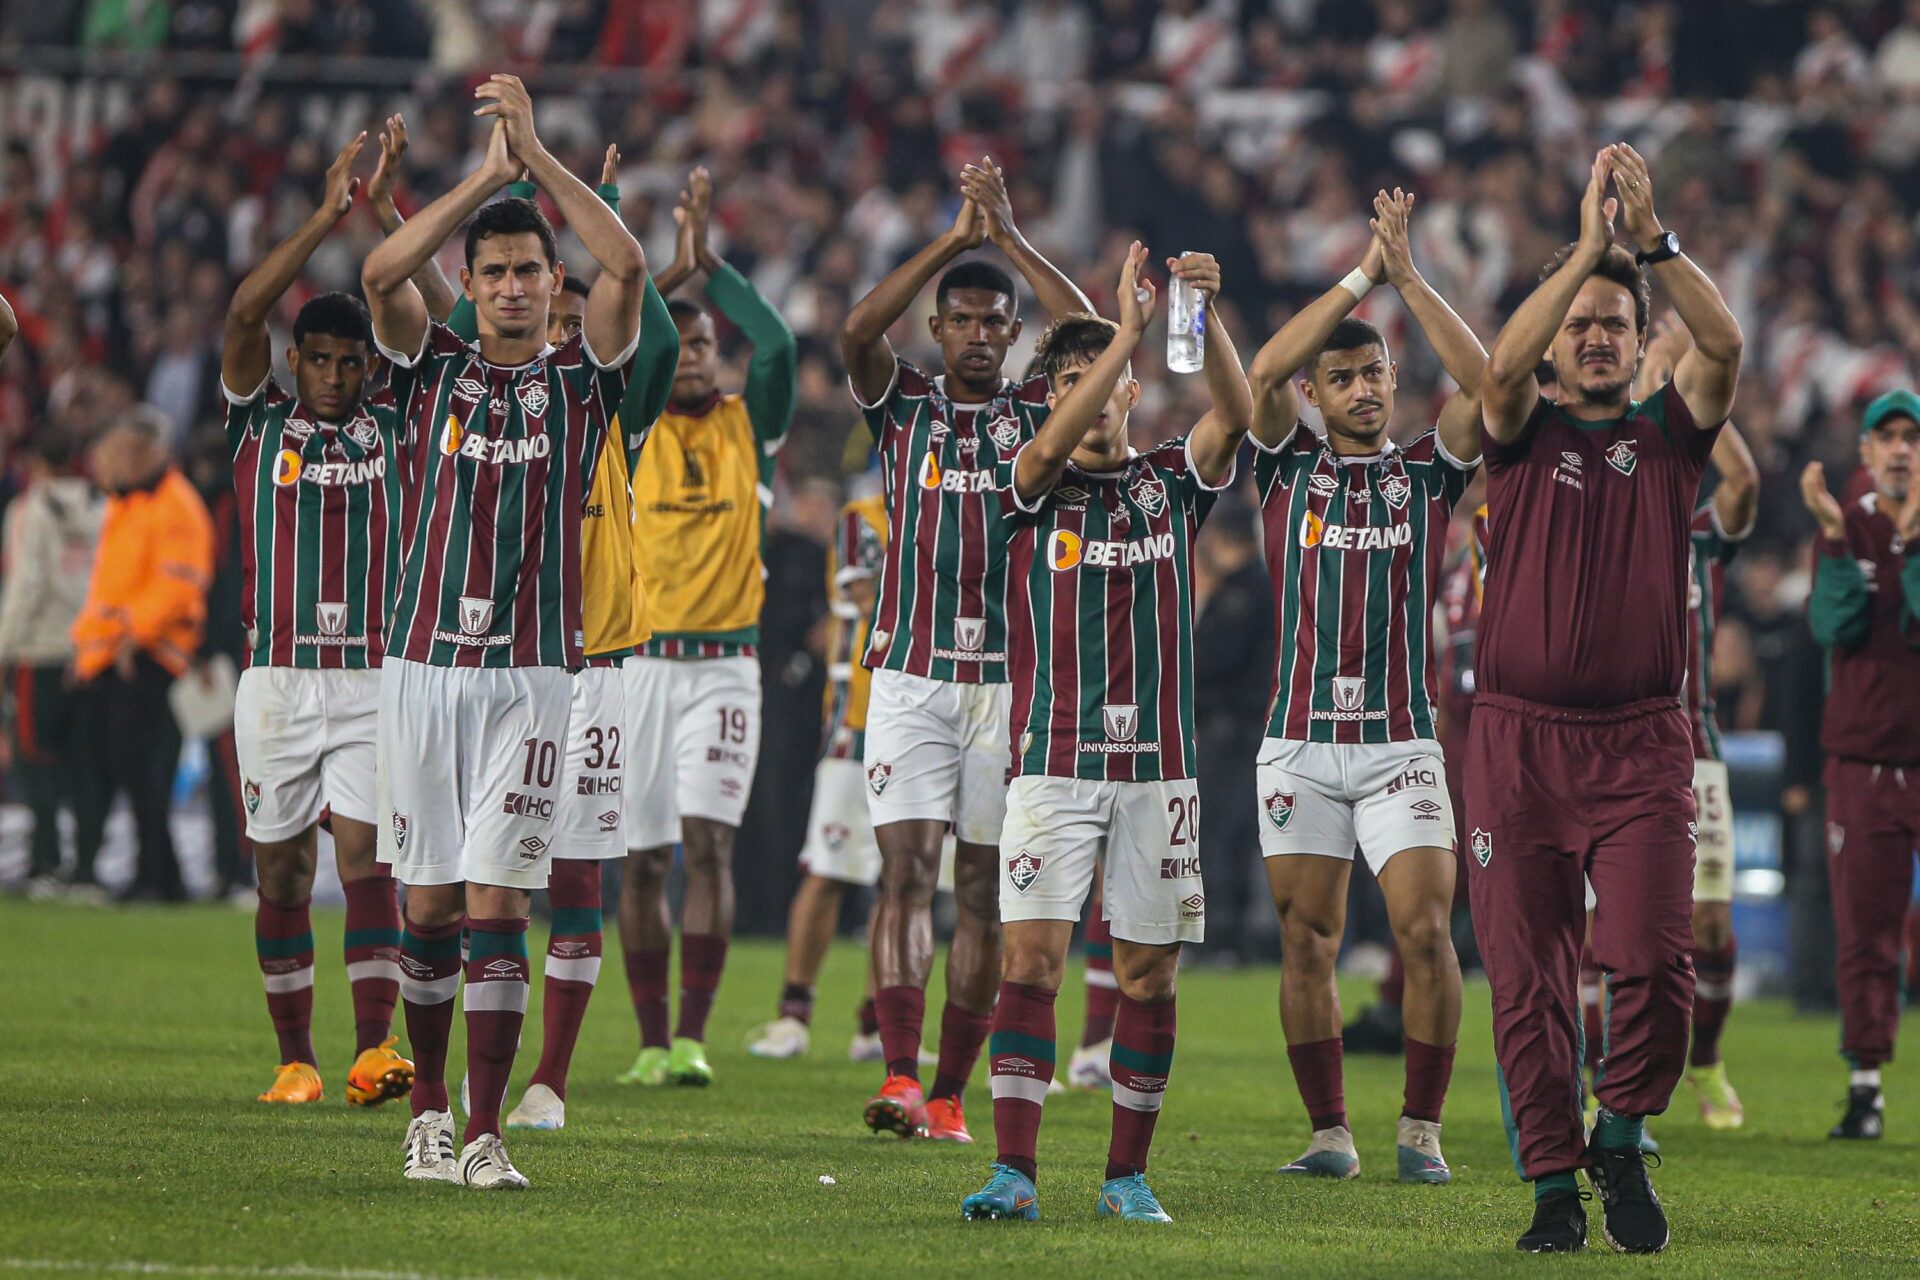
[1472,146,1744,1256]
[1800,388,1920,1143]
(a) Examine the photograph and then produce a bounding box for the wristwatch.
[1636,231,1681,266]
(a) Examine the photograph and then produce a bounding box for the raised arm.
[1711,422,1759,538]
[1246,241,1382,447]
[841,200,986,404]
[1372,188,1487,463]
[1610,144,1743,429]
[225,132,366,396]
[652,165,709,298]
[475,74,646,363]
[0,289,15,366]
[961,156,1093,319]
[1173,253,1252,486]
[1802,462,1870,649]
[362,121,517,358]
[1483,151,1617,444]
[1013,242,1153,504]
[365,114,458,324]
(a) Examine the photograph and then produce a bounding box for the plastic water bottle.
[1166,255,1205,373]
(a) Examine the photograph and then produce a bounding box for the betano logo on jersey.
[1048,528,1176,571]
[917,451,992,493]
[441,413,552,465]
[274,449,386,488]
[1298,510,1413,551]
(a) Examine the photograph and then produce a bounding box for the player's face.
[462,232,561,342]
[1551,278,1643,406]
[1304,344,1396,447]
[930,289,1020,396]
[1862,414,1918,503]
[1047,356,1139,455]
[546,292,587,347]
[289,334,373,423]
[671,311,720,407]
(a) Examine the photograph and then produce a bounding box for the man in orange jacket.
[73,408,215,902]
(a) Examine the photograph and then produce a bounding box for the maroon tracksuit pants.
[1824,757,1920,1070]
[1466,694,1696,1179]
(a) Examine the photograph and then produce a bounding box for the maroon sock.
[256,892,316,1066]
[988,981,1056,1182]
[779,983,814,1024]
[675,932,729,1042]
[1689,939,1736,1068]
[342,874,402,1054]
[1107,993,1176,1180]
[875,984,927,1080]
[1379,948,1406,1009]
[1402,1037,1456,1123]
[929,1001,991,1102]
[529,859,603,1100]
[399,914,463,1116]
[624,945,671,1049]
[1082,912,1119,1047]
[1287,1037,1347,1131]
[463,916,530,1143]
[857,995,879,1036]
[1579,953,1605,1077]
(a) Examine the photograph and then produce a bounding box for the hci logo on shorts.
[867,762,893,796]
[458,595,494,636]
[953,617,985,652]
[1332,676,1365,712]
[1102,703,1139,743]
[1264,790,1295,830]
[242,779,261,815]
[391,812,410,851]
[1007,849,1044,894]
[1470,827,1492,867]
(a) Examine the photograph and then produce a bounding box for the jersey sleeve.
[852,355,915,443]
[995,443,1047,520]
[1408,430,1473,510]
[835,507,883,589]
[619,275,677,453]
[1808,515,1873,651]
[1014,371,1053,438]
[706,262,796,451]
[221,374,282,456]
[1482,397,1550,469]
[1166,434,1231,526]
[1249,420,1307,505]
[1654,380,1721,466]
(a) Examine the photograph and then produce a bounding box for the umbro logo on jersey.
[283,417,315,442]
[242,779,261,815]
[1381,475,1412,509]
[1129,474,1168,516]
[1308,473,1340,496]
[1055,485,1090,504]
[458,595,495,636]
[1299,511,1413,551]
[1102,703,1139,743]
[1264,790,1295,830]
[1048,528,1176,570]
[867,762,893,796]
[1470,828,1493,867]
[391,812,410,850]
[953,618,986,652]
[1605,439,1638,476]
[517,381,550,417]
[454,377,486,400]
[1007,849,1044,894]
[986,414,1021,450]
[1555,451,1583,491]
[316,602,348,636]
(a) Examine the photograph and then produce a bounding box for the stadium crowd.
[0,0,1916,960]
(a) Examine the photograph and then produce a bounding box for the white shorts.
[376,657,573,889]
[1255,737,1456,877]
[862,668,1010,846]
[233,666,380,842]
[999,775,1205,946]
[799,756,882,886]
[555,665,628,861]
[1692,758,1734,904]
[623,655,762,850]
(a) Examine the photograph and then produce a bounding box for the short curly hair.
[1031,312,1121,384]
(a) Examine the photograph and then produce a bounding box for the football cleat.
[923,1096,973,1143]
[961,1163,1039,1221]
[747,1016,811,1059]
[668,1037,714,1086]
[1341,1001,1405,1056]
[506,1082,565,1131]
[458,1133,529,1189]
[1278,1125,1360,1179]
[1687,1061,1744,1131]
[847,1031,884,1063]
[346,1037,414,1108]
[1098,1172,1172,1223]
[258,1061,324,1104]
[1517,1188,1590,1253]
[1066,1038,1112,1090]
[864,1074,928,1139]
[617,1046,672,1087]
[1829,1086,1885,1139]
[1587,1145,1668,1253]
[1396,1116,1451,1184]
[402,1109,458,1183]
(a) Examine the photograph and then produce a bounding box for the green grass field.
[2,900,1915,1279]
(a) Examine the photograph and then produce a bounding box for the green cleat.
[668,1036,714,1086]
[617,1046,671,1086]
[1688,1061,1745,1131]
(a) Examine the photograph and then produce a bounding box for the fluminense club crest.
[1264,790,1295,830]
[1102,703,1139,743]
[1130,473,1168,517]
[242,779,261,815]
[344,416,378,449]
[517,379,550,417]
[1471,827,1493,867]
[986,414,1021,450]
[1007,849,1044,894]
[867,762,893,796]
[391,812,410,850]
[1380,474,1411,509]
[458,595,494,636]
[1605,439,1638,476]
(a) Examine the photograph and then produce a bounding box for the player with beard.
[841,159,1091,1141]
[1474,146,1743,1254]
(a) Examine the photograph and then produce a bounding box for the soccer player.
[224,122,448,1108]
[841,159,1091,1141]
[1801,388,1920,1141]
[437,145,678,1132]
[1474,146,1743,1254]
[1242,190,1482,1184]
[617,166,796,1088]
[962,241,1250,1223]
[361,75,646,1190]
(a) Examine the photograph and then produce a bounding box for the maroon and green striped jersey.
[380,322,628,668]
[225,376,407,669]
[999,436,1226,782]
[1255,424,1475,744]
[858,358,1050,684]
[1687,501,1746,761]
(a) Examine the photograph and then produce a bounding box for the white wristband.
[1339,268,1376,303]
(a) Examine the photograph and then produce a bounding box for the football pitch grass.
[3,900,1916,1279]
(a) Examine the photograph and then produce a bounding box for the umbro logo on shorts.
[867,762,893,796]
[1411,799,1443,820]
[1179,893,1205,920]
[517,836,548,860]
[598,811,620,833]
[1264,790,1295,830]
[1007,849,1043,894]
[1470,828,1493,867]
